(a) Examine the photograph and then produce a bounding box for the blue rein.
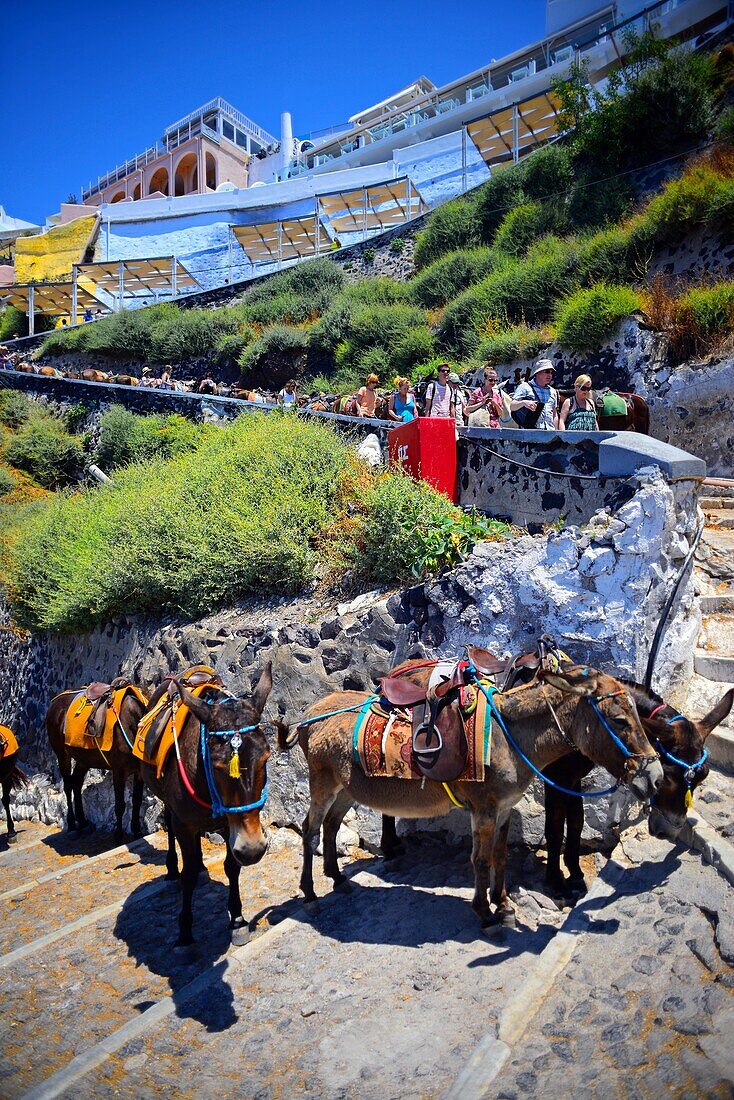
[199,720,269,817]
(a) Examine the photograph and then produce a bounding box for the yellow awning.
[77,257,198,297]
[232,216,328,263]
[1,281,105,316]
[13,216,99,283]
[318,177,426,234]
[467,91,563,167]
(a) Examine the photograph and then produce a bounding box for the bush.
[337,303,429,370]
[342,278,408,306]
[4,423,85,489]
[214,326,257,365]
[554,283,642,352]
[476,323,553,365]
[670,282,734,359]
[0,307,28,342]
[307,299,356,360]
[717,106,734,144]
[493,202,560,256]
[61,403,90,435]
[408,248,500,308]
[413,197,479,268]
[0,390,35,429]
[147,306,239,362]
[242,256,345,306]
[0,467,15,497]
[474,169,527,244]
[392,327,435,374]
[95,406,205,471]
[637,157,734,248]
[238,325,309,379]
[389,238,405,255]
[578,224,637,284]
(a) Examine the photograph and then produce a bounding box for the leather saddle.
[85,675,132,740]
[143,666,223,763]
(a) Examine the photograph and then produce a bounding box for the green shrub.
[675,282,734,345]
[0,307,28,342]
[61,404,90,435]
[214,326,257,364]
[439,236,580,357]
[474,169,527,244]
[521,144,574,202]
[637,160,734,248]
[147,307,239,362]
[408,248,499,308]
[242,257,345,306]
[337,303,429,370]
[362,248,376,264]
[717,106,734,144]
[413,197,480,268]
[389,238,405,255]
[341,472,509,583]
[238,325,309,378]
[554,283,642,352]
[0,390,36,429]
[578,224,637,284]
[342,278,408,306]
[355,347,391,378]
[493,202,558,256]
[0,467,15,497]
[308,299,356,360]
[392,327,435,374]
[5,423,85,489]
[240,290,317,326]
[95,405,205,471]
[476,324,553,365]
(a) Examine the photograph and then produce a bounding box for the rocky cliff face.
[0,469,700,851]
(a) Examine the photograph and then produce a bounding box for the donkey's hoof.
[303,899,320,916]
[567,875,587,896]
[481,907,516,933]
[334,878,352,894]
[164,869,181,883]
[173,941,197,960]
[231,920,250,947]
[6,832,17,844]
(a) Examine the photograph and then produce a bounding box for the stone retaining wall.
[0,469,701,850]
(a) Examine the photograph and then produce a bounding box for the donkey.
[0,731,28,842]
[139,665,273,950]
[542,684,732,895]
[45,679,148,841]
[280,663,663,930]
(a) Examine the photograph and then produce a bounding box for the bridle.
[647,703,708,801]
[172,690,269,816]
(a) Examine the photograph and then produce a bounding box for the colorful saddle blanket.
[354,682,492,782]
[0,724,19,758]
[133,680,219,779]
[63,685,147,754]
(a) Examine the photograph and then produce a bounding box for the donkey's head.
[634,687,732,839]
[539,664,663,800]
[175,663,273,866]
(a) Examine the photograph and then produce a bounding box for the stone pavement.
[0,801,732,1099]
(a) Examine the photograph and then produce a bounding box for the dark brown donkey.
[0,727,28,842]
[139,666,273,950]
[544,683,734,895]
[280,663,664,930]
[45,678,148,841]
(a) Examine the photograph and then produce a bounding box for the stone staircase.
[690,478,734,770]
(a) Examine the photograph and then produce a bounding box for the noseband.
[199,722,269,817]
[648,707,708,806]
[586,689,659,782]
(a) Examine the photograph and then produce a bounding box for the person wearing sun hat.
[511,358,559,429]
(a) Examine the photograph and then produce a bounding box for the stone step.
[702,476,734,498]
[694,649,734,683]
[703,509,734,529]
[707,727,734,773]
[700,496,734,510]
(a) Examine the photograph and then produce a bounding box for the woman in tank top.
[559,374,599,432]
[387,377,417,423]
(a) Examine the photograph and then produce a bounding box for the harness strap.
[299,696,379,731]
[442,783,469,810]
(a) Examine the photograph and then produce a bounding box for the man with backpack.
[425,365,466,428]
[510,359,559,429]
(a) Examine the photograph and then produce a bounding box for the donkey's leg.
[300,770,340,904]
[2,779,16,841]
[564,787,587,893]
[224,843,249,946]
[489,815,515,925]
[130,776,144,838]
[163,806,179,880]
[380,814,403,860]
[470,809,497,926]
[322,791,354,889]
[544,784,569,895]
[112,769,126,844]
[72,763,91,831]
[60,756,76,832]
[173,821,200,949]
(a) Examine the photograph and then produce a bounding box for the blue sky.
[4,0,546,224]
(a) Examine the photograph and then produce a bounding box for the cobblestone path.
[0,807,732,1099]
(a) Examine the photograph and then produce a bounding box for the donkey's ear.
[539,663,600,697]
[174,680,212,723]
[698,687,734,741]
[250,662,273,716]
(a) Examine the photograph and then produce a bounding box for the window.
[236,129,247,148]
[223,121,235,141]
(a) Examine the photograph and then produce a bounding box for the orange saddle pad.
[354,684,492,782]
[0,724,19,758]
[63,686,146,754]
[133,681,218,779]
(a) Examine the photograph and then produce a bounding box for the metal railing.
[163,97,276,145]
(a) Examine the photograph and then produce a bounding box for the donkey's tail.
[9,764,29,790]
[276,721,300,751]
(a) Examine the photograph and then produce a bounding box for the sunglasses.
[438,369,449,374]
[578,384,592,391]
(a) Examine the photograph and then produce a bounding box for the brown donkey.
[0,726,28,843]
[139,666,273,950]
[281,663,663,930]
[46,679,148,841]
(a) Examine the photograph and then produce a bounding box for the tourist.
[559,374,599,431]
[356,373,379,418]
[160,367,173,390]
[510,359,559,429]
[387,377,416,423]
[425,366,466,427]
[83,308,93,323]
[278,379,298,408]
[197,375,217,394]
[465,366,504,427]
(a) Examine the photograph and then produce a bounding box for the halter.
[646,705,709,799]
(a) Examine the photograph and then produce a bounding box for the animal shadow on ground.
[41,829,162,869]
[113,872,238,1031]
